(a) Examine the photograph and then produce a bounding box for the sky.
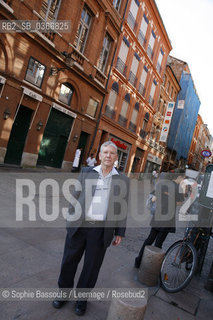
[154,0,213,136]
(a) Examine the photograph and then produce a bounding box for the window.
[113,0,122,11]
[142,112,149,130]
[129,103,139,132]
[149,80,157,107]
[74,6,92,53]
[119,93,130,127]
[127,0,139,31]
[129,54,139,87]
[40,0,62,21]
[138,14,148,46]
[170,86,174,98]
[116,37,129,75]
[58,83,73,105]
[166,80,170,93]
[147,30,156,60]
[139,65,148,96]
[157,49,164,74]
[105,82,118,119]
[25,57,46,88]
[86,98,99,117]
[97,33,112,73]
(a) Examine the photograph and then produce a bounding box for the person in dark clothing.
[135,169,185,268]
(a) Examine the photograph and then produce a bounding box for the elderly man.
[52,141,129,315]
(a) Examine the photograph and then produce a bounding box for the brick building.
[92,0,172,173]
[188,114,211,171]
[0,0,126,168]
[153,63,181,172]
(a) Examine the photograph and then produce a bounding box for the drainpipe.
[89,0,130,154]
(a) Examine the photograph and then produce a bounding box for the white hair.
[100,141,117,153]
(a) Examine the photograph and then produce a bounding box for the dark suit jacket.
[66,166,130,247]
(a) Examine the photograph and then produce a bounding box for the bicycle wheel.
[160,240,197,293]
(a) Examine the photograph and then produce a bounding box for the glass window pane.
[86,98,98,117]
[25,57,45,88]
[59,84,73,105]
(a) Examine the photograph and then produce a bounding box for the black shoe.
[75,300,87,316]
[52,300,66,309]
[134,257,140,269]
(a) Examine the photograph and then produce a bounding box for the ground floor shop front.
[0,76,96,170]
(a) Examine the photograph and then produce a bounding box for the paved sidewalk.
[0,170,212,319]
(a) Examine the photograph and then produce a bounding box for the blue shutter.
[125,93,130,103]
[152,30,156,39]
[143,14,149,24]
[123,36,130,47]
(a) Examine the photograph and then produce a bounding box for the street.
[0,169,212,319]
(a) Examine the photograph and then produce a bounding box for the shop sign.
[21,86,43,102]
[52,103,77,118]
[159,101,175,142]
[147,153,162,165]
[111,137,128,150]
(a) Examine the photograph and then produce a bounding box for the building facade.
[92,0,172,174]
[166,56,201,169]
[188,114,211,171]
[0,0,127,169]
[154,64,181,172]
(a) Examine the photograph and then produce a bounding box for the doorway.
[4,105,33,165]
[37,108,74,168]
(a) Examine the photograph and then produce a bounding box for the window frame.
[86,97,99,118]
[25,56,46,88]
[97,33,112,73]
[58,83,74,106]
[113,0,122,11]
[74,6,92,53]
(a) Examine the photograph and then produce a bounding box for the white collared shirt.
[85,165,119,221]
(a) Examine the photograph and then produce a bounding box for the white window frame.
[41,0,62,21]
[74,6,92,53]
[113,0,122,11]
[97,33,112,73]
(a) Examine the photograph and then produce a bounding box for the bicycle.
[160,226,212,293]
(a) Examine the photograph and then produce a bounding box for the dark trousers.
[136,228,168,266]
[58,227,106,289]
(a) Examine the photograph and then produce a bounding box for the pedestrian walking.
[135,169,185,268]
[52,141,130,315]
[86,153,97,167]
[72,148,82,172]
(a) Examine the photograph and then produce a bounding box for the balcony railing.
[138,82,146,97]
[127,11,137,32]
[71,47,85,66]
[147,45,154,60]
[129,122,137,133]
[116,57,127,76]
[149,95,154,107]
[118,115,127,127]
[105,105,116,120]
[138,30,146,48]
[128,71,137,87]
